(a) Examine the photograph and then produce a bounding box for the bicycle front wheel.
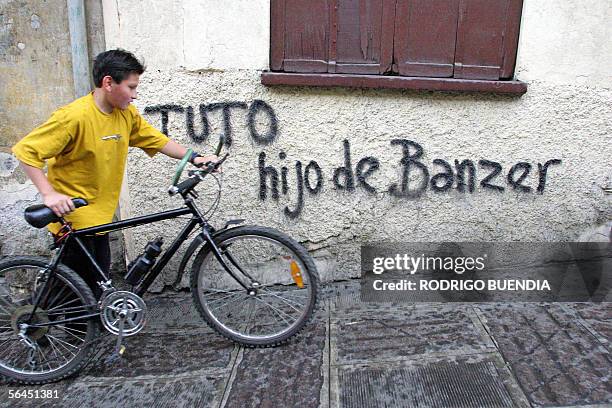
[190,226,319,347]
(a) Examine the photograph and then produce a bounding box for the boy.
[12,49,217,297]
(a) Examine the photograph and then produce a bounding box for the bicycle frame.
[26,196,250,328]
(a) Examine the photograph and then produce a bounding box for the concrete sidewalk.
[1,281,610,407]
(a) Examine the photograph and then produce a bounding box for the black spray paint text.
[143,100,562,219]
[259,139,562,219]
[144,100,277,147]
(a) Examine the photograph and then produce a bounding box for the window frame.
[263,0,527,94]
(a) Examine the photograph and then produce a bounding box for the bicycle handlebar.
[72,198,88,208]
[168,133,229,197]
[170,174,201,196]
[168,153,229,196]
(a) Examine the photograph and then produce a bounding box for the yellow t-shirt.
[12,92,169,234]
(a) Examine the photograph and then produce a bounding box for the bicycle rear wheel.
[190,226,318,347]
[0,256,98,384]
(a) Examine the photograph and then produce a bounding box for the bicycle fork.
[200,228,260,294]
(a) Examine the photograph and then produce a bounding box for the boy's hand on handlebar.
[194,154,222,173]
[42,191,75,217]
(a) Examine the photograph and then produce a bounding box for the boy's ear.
[101,75,114,91]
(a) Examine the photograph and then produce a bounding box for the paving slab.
[142,291,210,331]
[570,302,612,349]
[0,381,73,408]
[476,303,612,407]
[222,316,327,408]
[60,373,225,408]
[80,329,236,378]
[0,285,611,407]
[331,306,494,365]
[327,280,464,316]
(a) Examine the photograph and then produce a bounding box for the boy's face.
[108,73,140,110]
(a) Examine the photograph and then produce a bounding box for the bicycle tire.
[0,256,98,384]
[190,226,319,347]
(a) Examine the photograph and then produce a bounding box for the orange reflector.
[290,261,304,288]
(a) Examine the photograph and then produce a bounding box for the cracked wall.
[0,0,106,255]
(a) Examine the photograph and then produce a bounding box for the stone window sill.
[261,72,527,95]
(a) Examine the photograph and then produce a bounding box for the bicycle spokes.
[0,264,92,377]
[195,231,316,343]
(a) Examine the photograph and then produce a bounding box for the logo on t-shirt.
[101,134,122,141]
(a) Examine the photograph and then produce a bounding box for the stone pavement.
[0,280,610,407]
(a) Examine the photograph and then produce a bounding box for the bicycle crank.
[100,291,147,358]
[100,291,147,337]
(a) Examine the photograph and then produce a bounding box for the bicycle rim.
[195,234,315,343]
[0,265,92,377]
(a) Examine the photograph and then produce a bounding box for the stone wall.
[0,0,108,255]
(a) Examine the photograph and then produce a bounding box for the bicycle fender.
[173,233,207,289]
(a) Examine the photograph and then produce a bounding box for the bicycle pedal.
[104,349,125,365]
[103,353,121,365]
[104,345,127,366]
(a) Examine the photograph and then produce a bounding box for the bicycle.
[0,137,319,384]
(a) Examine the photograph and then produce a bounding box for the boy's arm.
[159,140,219,166]
[129,108,219,165]
[12,110,75,217]
[20,162,75,217]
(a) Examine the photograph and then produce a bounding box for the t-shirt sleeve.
[11,111,73,169]
[129,107,170,157]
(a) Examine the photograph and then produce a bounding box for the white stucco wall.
[103,0,612,86]
[2,1,610,291]
[517,0,612,87]
[103,0,270,71]
[95,0,611,289]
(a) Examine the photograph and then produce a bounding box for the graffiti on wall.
[144,100,277,147]
[258,140,562,219]
[144,100,562,219]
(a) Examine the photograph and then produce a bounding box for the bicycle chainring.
[99,291,147,336]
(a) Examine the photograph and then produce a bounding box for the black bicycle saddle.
[24,198,88,228]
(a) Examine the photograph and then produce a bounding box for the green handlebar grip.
[172,148,193,186]
[214,136,224,156]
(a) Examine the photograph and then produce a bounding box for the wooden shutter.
[454,0,523,80]
[329,0,396,74]
[271,0,524,81]
[393,0,460,77]
[271,0,331,73]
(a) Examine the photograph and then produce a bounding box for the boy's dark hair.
[92,49,145,87]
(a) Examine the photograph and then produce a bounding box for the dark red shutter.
[454,0,523,80]
[393,0,460,77]
[499,0,523,79]
[328,0,396,74]
[271,0,331,73]
[271,0,524,81]
[270,0,286,71]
